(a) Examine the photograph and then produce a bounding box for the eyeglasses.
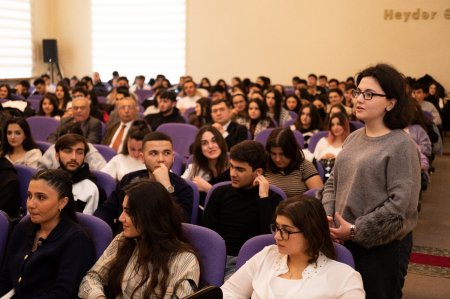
[270,224,301,240]
[351,89,386,101]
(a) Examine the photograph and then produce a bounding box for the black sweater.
[0,157,20,218]
[202,185,282,256]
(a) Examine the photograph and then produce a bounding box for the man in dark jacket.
[144,90,186,131]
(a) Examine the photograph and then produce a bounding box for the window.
[0,0,32,78]
[91,0,186,84]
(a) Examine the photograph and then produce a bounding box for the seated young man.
[94,131,194,233]
[211,99,248,149]
[202,140,283,279]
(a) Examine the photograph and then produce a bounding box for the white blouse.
[5,148,42,168]
[101,154,146,181]
[313,137,343,161]
[221,245,365,299]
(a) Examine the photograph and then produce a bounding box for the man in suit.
[48,96,103,144]
[102,95,138,153]
[211,99,248,149]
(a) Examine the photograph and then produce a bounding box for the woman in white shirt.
[101,121,150,180]
[221,196,365,299]
[1,117,42,168]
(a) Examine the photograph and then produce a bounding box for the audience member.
[129,75,151,93]
[101,121,150,180]
[412,83,442,126]
[293,104,322,148]
[265,89,292,127]
[211,99,248,149]
[1,117,41,168]
[14,80,30,99]
[176,80,202,114]
[0,169,95,298]
[230,93,248,123]
[36,93,62,119]
[145,90,185,130]
[327,88,352,116]
[79,180,200,298]
[41,74,56,93]
[221,196,365,298]
[55,81,72,112]
[32,78,47,95]
[0,126,20,219]
[203,140,283,279]
[95,132,194,231]
[322,64,421,299]
[0,83,12,100]
[239,99,275,139]
[265,128,323,198]
[55,134,102,214]
[284,94,301,113]
[189,97,212,128]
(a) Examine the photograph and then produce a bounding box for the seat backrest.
[15,164,38,212]
[27,95,44,110]
[91,170,117,199]
[307,131,328,153]
[254,128,274,146]
[156,123,198,161]
[236,234,274,270]
[26,116,60,141]
[76,212,113,260]
[93,144,117,162]
[350,120,365,130]
[204,181,286,208]
[134,89,154,103]
[303,187,321,199]
[35,140,52,153]
[183,107,195,122]
[287,111,298,122]
[183,178,200,224]
[171,151,183,176]
[235,234,355,270]
[0,211,10,264]
[182,223,226,286]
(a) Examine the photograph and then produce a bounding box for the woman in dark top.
[0,169,95,299]
[189,97,212,128]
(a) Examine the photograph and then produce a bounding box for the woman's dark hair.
[37,93,62,117]
[190,125,228,179]
[56,81,72,109]
[215,79,228,90]
[295,104,322,133]
[266,128,305,174]
[284,94,301,112]
[106,180,197,298]
[0,83,12,99]
[275,196,336,264]
[355,63,413,129]
[323,104,348,130]
[190,97,212,128]
[30,169,77,223]
[265,89,283,125]
[247,98,269,121]
[121,120,151,155]
[199,77,211,91]
[1,117,38,154]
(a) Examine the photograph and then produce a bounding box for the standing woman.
[322,64,421,299]
[265,128,323,198]
[265,89,291,127]
[182,125,230,202]
[79,180,200,298]
[36,93,63,119]
[1,117,42,168]
[0,169,95,298]
[241,99,275,139]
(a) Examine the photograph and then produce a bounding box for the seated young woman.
[221,196,365,299]
[313,112,351,181]
[189,97,212,128]
[182,125,230,204]
[238,99,276,139]
[265,89,292,127]
[79,180,200,298]
[265,128,323,198]
[1,116,42,168]
[292,104,322,148]
[36,93,63,120]
[101,120,151,180]
[0,169,95,298]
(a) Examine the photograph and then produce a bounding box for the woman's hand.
[192,176,212,193]
[329,212,352,242]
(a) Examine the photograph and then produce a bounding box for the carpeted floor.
[409,245,450,278]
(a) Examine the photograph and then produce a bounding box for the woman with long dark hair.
[79,180,200,298]
[0,169,95,298]
[1,117,42,168]
[265,89,291,127]
[293,104,322,147]
[189,97,212,128]
[221,196,364,298]
[36,93,63,119]
[240,99,275,139]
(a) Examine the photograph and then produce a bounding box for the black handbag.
[171,279,222,299]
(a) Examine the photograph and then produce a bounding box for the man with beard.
[144,90,186,131]
[55,133,101,215]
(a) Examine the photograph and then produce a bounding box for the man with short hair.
[49,96,103,143]
[55,133,101,215]
[94,132,194,232]
[176,80,201,114]
[91,72,108,96]
[32,78,47,95]
[327,88,352,116]
[144,90,185,131]
[203,141,283,278]
[102,96,138,152]
[211,99,248,149]
[412,84,442,126]
[41,74,56,93]
[129,75,151,93]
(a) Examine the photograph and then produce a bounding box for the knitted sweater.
[322,129,421,248]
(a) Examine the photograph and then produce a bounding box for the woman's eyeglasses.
[351,89,386,101]
[270,224,301,240]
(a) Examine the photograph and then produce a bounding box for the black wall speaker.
[43,39,58,63]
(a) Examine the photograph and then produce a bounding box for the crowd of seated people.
[0,68,447,298]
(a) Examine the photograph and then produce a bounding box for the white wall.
[31,0,450,90]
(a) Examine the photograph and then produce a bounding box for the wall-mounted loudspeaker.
[43,39,58,63]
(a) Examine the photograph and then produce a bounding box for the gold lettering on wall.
[383,8,448,22]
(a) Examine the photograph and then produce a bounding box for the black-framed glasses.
[270,224,301,240]
[351,89,386,101]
